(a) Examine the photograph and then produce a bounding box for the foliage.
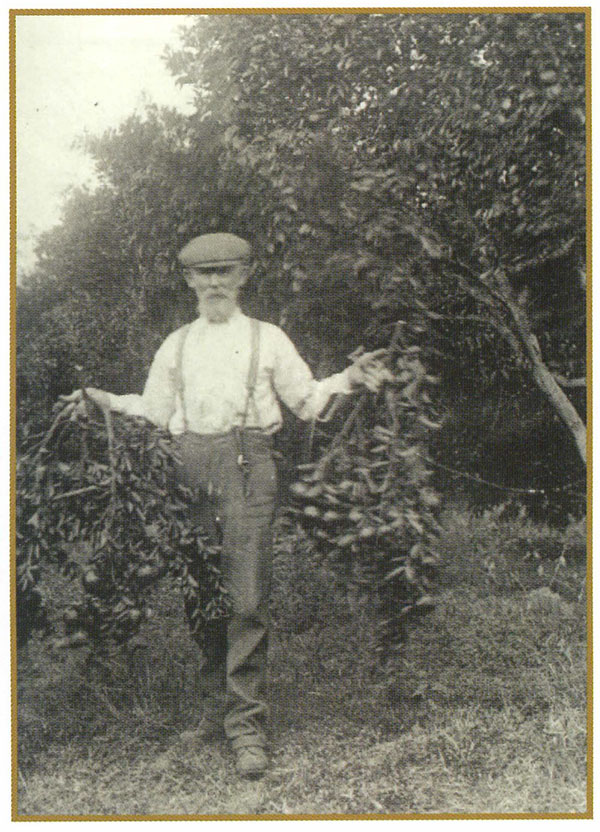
[16,402,229,652]
[287,339,440,653]
[166,13,585,285]
[166,11,587,468]
[18,13,587,494]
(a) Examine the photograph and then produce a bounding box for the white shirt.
[108,309,353,435]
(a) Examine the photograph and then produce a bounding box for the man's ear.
[237,263,250,286]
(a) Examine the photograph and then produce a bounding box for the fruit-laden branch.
[287,333,441,654]
[16,409,230,651]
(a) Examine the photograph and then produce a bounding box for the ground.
[15,509,589,818]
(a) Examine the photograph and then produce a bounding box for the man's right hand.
[59,388,111,411]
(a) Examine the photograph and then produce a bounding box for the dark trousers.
[174,430,277,749]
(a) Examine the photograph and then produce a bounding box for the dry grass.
[15,510,589,818]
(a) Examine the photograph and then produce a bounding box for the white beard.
[198,294,238,323]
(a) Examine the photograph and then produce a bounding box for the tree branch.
[553,374,587,389]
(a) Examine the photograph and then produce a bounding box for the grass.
[15,509,589,818]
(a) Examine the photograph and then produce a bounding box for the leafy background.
[18,12,586,512]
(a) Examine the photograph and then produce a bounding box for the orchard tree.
[166,11,587,465]
[18,11,587,487]
[17,103,284,431]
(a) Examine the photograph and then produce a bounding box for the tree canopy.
[17,11,587,513]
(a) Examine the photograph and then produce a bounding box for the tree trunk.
[528,342,587,465]
[493,270,588,467]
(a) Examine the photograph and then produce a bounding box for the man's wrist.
[85,388,111,409]
[337,367,358,393]
[345,364,363,390]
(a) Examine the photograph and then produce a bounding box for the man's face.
[184,262,248,322]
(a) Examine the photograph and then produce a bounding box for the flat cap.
[178,233,251,266]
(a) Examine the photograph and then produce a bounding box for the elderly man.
[67,233,388,777]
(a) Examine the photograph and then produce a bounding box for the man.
[66,233,389,777]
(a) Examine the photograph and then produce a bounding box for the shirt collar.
[196,307,245,329]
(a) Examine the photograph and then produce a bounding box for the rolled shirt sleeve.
[270,325,354,421]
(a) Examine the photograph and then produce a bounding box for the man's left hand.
[347,349,394,392]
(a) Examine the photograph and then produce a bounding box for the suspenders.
[174,318,262,495]
[175,323,192,430]
[240,317,261,432]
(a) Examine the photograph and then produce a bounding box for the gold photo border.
[9,5,593,821]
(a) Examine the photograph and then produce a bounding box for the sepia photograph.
[12,6,590,819]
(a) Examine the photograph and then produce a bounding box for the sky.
[15,13,196,273]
